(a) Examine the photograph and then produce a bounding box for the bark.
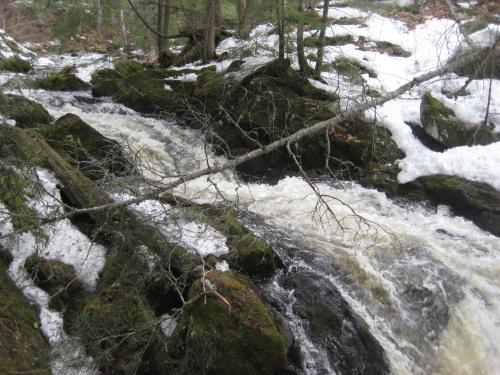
[97,0,104,35]
[204,0,218,63]
[120,10,129,49]
[276,0,285,61]
[297,0,308,73]
[236,0,248,38]
[315,0,330,75]
[157,0,172,66]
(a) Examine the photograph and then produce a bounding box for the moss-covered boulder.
[0,93,53,128]
[37,113,131,179]
[161,195,283,277]
[36,66,90,91]
[452,45,500,79]
[114,59,145,77]
[25,255,85,313]
[0,56,32,72]
[402,175,500,236]
[0,258,51,375]
[332,56,377,84]
[169,271,287,375]
[420,92,496,148]
[304,34,354,48]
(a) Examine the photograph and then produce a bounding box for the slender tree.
[204,0,219,63]
[157,0,172,66]
[97,0,104,35]
[297,0,308,73]
[315,0,329,75]
[275,0,285,61]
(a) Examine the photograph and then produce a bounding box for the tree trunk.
[157,0,172,66]
[236,0,248,38]
[120,10,129,49]
[277,0,285,61]
[297,0,308,73]
[315,0,329,75]
[204,0,218,63]
[97,0,104,35]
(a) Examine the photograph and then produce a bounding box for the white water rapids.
[16,85,499,375]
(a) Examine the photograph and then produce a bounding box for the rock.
[36,113,132,180]
[0,56,32,72]
[25,255,85,314]
[161,195,283,277]
[0,259,51,375]
[420,92,496,148]
[452,45,500,79]
[169,271,287,375]
[402,175,500,237]
[114,59,144,77]
[36,66,90,91]
[332,56,377,84]
[0,93,53,128]
[284,270,390,375]
[304,34,354,48]
[226,59,245,73]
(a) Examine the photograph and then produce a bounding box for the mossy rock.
[332,57,377,84]
[0,164,40,230]
[114,59,145,77]
[169,271,287,375]
[69,288,170,374]
[373,41,411,57]
[0,261,51,375]
[0,56,32,73]
[402,175,500,237]
[304,34,354,48]
[25,255,85,313]
[90,68,123,85]
[452,45,500,79]
[36,113,132,179]
[0,94,53,128]
[37,66,90,91]
[420,92,496,148]
[226,59,245,73]
[161,195,283,277]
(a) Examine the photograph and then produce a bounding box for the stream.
[4,54,500,375]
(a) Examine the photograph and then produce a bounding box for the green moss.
[90,68,123,85]
[36,67,90,91]
[374,41,411,57]
[169,271,287,375]
[114,59,145,77]
[0,94,53,128]
[420,92,496,147]
[70,289,170,374]
[304,34,354,48]
[25,255,85,313]
[333,56,377,84]
[0,165,40,230]
[0,262,51,375]
[0,56,32,72]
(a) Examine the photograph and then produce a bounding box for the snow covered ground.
[214,6,500,190]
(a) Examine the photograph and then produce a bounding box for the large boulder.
[402,175,500,237]
[0,93,53,128]
[420,92,496,148]
[283,269,390,375]
[168,271,288,375]
[36,113,132,179]
[452,45,500,79]
[36,66,90,91]
[0,256,51,375]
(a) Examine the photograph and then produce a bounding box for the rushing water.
[5,56,499,374]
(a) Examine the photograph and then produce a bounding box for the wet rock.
[226,59,245,73]
[420,92,496,148]
[452,45,500,79]
[284,270,390,375]
[0,56,32,72]
[36,113,132,180]
[36,66,90,91]
[169,271,287,375]
[113,59,145,77]
[0,258,51,375]
[0,93,53,128]
[402,175,500,236]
